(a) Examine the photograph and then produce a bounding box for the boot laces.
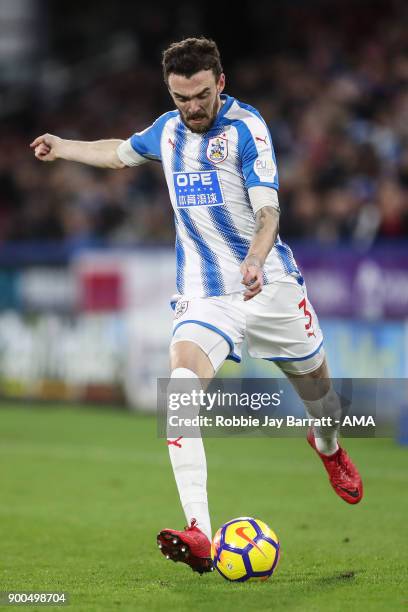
[333,449,351,484]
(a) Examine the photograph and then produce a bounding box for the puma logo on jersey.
[255,135,268,145]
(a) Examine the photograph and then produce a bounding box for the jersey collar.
[213,94,234,127]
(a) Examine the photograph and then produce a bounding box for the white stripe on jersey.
[161,117,207,295]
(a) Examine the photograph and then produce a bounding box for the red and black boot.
[157,519,213,574]
[307,428,363,504]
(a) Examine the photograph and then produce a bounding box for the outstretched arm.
[240,187,280,301]
[30,134,126,169]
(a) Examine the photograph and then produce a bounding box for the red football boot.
[307,428,363,504]
[157,519,213,574]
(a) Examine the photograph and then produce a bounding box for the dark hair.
[162,37,223,83]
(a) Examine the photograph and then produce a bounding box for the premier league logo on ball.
[207,136,228,164]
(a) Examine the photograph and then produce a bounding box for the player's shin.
[302,384,341,455]
[166,368,212,541]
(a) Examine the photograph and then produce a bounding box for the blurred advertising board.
[297,245,408,319]
[0,312,126,403]
[0,311,405,409]
[0,245,406,409]
[2,244,407,319]
[222,320,406,379]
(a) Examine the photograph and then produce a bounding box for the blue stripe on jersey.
[198,135,251,263]
[130,110,178,161]
[173,121,225,296]
[234,120,278,190]
[208,206,250,262]
[220,116,253,213]
[227,103,279,191]
[172,120,185,171]
[275,237,299,274]
[173,121,187,292]
[234,100,279,188]
[175,218,185,293]
[178,209,225,295]
[234,120,258,178]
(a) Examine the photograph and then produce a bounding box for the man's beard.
[181,98,220,133]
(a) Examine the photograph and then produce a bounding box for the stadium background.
[1,0,407,406]
[1,2,407,610]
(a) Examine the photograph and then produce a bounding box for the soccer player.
[31,37,363,574]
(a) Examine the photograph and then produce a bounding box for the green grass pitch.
[1,404,407,611]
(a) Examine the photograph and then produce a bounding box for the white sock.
[167,367,212,541]
[303,385,341,455]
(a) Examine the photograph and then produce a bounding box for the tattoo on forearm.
[254,207,279,239]
[254,209,265,233]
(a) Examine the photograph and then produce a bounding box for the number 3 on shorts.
[298,297,316,338]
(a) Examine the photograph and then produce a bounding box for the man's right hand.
[240,255,264,301]
[30,133,61,162]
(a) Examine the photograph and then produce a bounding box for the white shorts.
[171,273,324,375]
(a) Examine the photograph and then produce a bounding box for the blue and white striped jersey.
[117,94,298,298]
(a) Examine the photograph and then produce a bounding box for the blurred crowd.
[1,0,408,247]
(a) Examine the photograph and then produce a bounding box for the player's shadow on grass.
[281,569,358,586]
[312,570,357,586]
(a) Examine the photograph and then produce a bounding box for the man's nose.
[187,99,201,114]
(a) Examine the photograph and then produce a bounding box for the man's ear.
[217,73,226,94]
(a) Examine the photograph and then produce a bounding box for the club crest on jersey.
[174,300,188,319]
[206,136,228,164]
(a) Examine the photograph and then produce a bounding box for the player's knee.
[170,323,230,378]
[306,355,329,379]
[278,347,326,377]
[170,340,214,379]
[280,348,330,399]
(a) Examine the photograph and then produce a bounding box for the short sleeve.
[238,119,279,190]
[116,140,148,167]
[119,111,176,165]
